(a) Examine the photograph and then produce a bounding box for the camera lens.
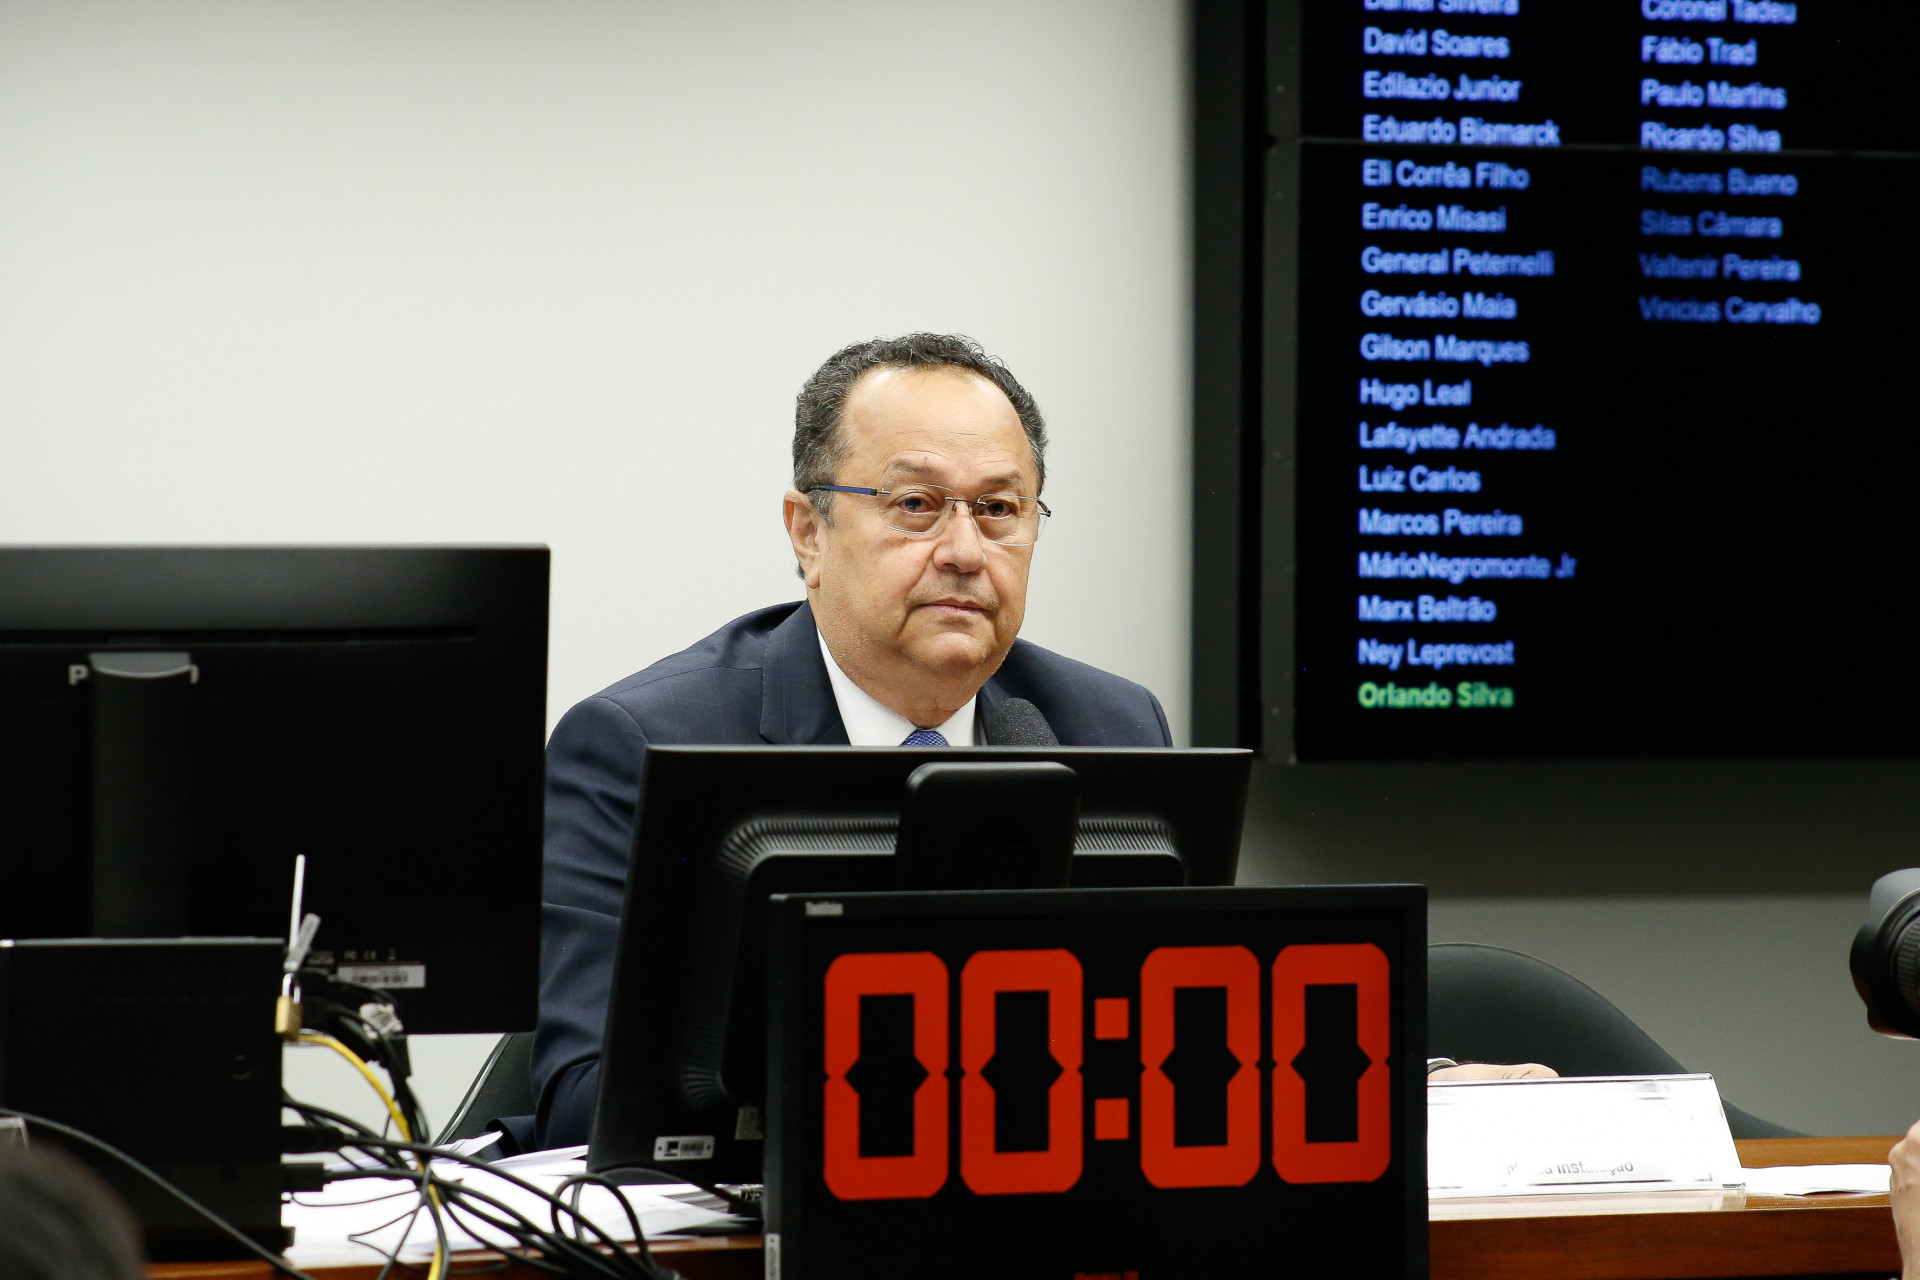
[1852,869,1920,1039]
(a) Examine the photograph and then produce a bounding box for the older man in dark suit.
[532,333,1172,1148]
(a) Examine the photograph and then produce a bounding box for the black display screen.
[0,546,548,1034]
[1286,0,1920,759]
[766,886,1425,1280]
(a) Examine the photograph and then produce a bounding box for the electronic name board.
[1284,1,1920,759]
[765,887,1424,1280]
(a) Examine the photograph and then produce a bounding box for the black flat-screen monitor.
[0,545,548,1033]
[587,744,1253,1184]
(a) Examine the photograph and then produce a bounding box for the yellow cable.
[296,1032,445,1280]
[296,1033,410,1141]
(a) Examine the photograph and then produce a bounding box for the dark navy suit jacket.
[534,600,1171,1148]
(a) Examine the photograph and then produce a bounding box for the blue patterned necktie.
[900,728,949,747]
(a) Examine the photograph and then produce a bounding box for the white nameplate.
[1428,1073,1743,1198]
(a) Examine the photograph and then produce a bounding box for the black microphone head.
[982,697,1059,746]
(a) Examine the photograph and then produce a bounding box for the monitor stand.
[891,761,1080,890]
[86,650,196,936]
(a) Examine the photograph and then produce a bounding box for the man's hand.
[1889,1118,1920,1280]
[1428,1062,1559,1081]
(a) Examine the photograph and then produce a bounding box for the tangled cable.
[284,1102,687,1280]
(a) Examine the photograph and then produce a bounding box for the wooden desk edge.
[151,1138,1906,1280]
[1430,1136,1902,1280]
[148,1234,765,1280]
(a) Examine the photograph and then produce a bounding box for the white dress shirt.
[818,632,976,746]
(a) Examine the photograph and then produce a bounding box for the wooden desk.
[1430,1136,1901,1280]
[150,1137,1901,1280]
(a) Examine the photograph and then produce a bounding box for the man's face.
[789,365,1038,692]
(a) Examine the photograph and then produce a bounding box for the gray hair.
[792,333,1047,520]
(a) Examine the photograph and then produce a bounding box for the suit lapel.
[760,600,850,745]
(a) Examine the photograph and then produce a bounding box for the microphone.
[982,697,1059,746]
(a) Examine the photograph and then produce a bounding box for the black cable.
[283,1093,374,1131]
[436,1195,565,1276]
[552,1173,649,1264]
[283,1095,411,1170]
[287,1121,690,1280]
[322,1151,657,1280]
[310,1003,428,1142]
[304,1144,449,1275]
[552,1172,692,1280]
[430,1180,630,1280]
[373,1170,633,1280]
[433,1176,647,1280]
[298,1186,417,1208]
[295,972,430,1142]
[422,1160,665,1280]
[0,1106,315,1280]
[676,1177,762,1220]
[283,1102,452,1275]
[347,1196,427,1280]
[281,1096,418,1280]
[324,1168,466,1280]
[551,1178,652,1278]
[589,1165,761,1219]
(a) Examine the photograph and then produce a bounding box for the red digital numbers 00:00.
[820,944,1391,1200]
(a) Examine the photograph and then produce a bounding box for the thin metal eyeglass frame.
[809,483,1051,546]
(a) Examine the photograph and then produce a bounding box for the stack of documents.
[1429,1073,1894,1201]
[1740,1165,1891,1197]
[1428,1074,1742,1198]
[283,1144,741,1268]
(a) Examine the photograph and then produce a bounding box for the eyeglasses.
[811,482,1051,546]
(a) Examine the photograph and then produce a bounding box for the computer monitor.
[0,545,548,1033]
[588,744,1253,1183]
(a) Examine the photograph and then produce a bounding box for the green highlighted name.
[1358,680,1515,709]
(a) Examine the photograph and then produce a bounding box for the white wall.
[0,0,1190,1132]
[0,0,1191,736]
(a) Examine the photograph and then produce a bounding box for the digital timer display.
[766,886,1424,1280]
